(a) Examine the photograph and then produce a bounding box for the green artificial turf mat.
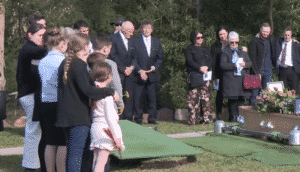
[177,133,300,166]
[112,120,203,159]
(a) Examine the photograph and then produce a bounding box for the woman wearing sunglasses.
[220,31,252,122]
[186,30,213,125]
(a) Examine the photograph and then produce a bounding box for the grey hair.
[60,27,76,38]
[228,31,239,41]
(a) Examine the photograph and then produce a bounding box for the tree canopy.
[3,0,300,108]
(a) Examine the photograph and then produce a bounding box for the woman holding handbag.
[220,31,252,122]
[186,30,213,125]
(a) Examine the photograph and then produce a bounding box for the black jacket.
[16,38,48,98]
[132,35,163,83]
[220,47,252,98]
[109,32,135,82]
[275,38,300,74]
[56,59,114,128]
[186,45,213,87]
[249,36,276,74]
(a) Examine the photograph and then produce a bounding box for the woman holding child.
[55,33,119,172]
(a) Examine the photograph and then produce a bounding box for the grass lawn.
[0,120,216,149]
[1,150,300,172]
[0,127,24,149]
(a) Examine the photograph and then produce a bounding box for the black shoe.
[148,121,157,124]
[135,121,142,125]
[24,168,41,172]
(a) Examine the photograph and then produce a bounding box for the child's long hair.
[63,33,89,84]
[43,27,66,50]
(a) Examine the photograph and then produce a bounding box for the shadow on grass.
[110,155,197,171]
[3,127,24,137]
[0,155,24,172]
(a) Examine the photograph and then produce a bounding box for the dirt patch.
[138,156,197,170]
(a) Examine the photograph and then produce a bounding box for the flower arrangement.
[256,88,298,115]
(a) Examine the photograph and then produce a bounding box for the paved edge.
[167,131,213,138]
[0,131,213,156]
[0,146,24,155]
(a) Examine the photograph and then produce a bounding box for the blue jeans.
[64,126,90,172]
[250,69,273,105]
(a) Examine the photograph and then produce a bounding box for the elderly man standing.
[275,27,300,93]
[249,23,276,106]
[110,21,136,121]
[132,21,163,124]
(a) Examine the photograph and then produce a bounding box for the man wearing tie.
[275,27,300,93]
[132,21,163,124]
[110,21,136,121]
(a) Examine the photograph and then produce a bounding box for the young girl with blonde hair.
[35,27,67,172]
[55,33,118,172]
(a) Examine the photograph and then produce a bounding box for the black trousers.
[121,75,135,121]
[228,97,245,121]
[134,79,158,123]
[279,66,299,93]
[0,119,3,131]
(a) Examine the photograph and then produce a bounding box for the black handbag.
[187,72,205,88]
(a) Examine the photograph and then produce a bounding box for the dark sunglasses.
[230,41,239,45]
[196,36,204,40]
[114,24,121,26]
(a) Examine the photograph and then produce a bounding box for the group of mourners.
[13,11,300,172]
[17,14,163,172]
[187,23,300,125]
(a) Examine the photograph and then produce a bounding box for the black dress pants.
[228,97,245,122]
[279,66,299,93]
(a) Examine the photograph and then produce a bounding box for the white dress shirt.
[278,40,293,67]
[119,31,128,51]
[142,34,151,56]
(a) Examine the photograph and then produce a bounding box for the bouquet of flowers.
[256,88,298,115]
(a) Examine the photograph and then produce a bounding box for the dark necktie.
[280,43,287,67]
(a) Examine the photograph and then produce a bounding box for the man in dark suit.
[132,21,163,124]
[110,21,136,121]
[275,27,300,93]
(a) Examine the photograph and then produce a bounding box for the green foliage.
[3,0,300,112]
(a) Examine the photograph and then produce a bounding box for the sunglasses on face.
[230,41,239,45]
[196,36,204,40]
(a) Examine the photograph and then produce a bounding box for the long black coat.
[186,45,213,88]
[220,47,252,98]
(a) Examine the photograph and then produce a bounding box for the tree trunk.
[197,0,202,18]
[0,2,5,91]
[270,0,274,34]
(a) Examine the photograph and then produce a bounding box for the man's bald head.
[121,21,135,39]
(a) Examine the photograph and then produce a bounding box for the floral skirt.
[187,82,213,125]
